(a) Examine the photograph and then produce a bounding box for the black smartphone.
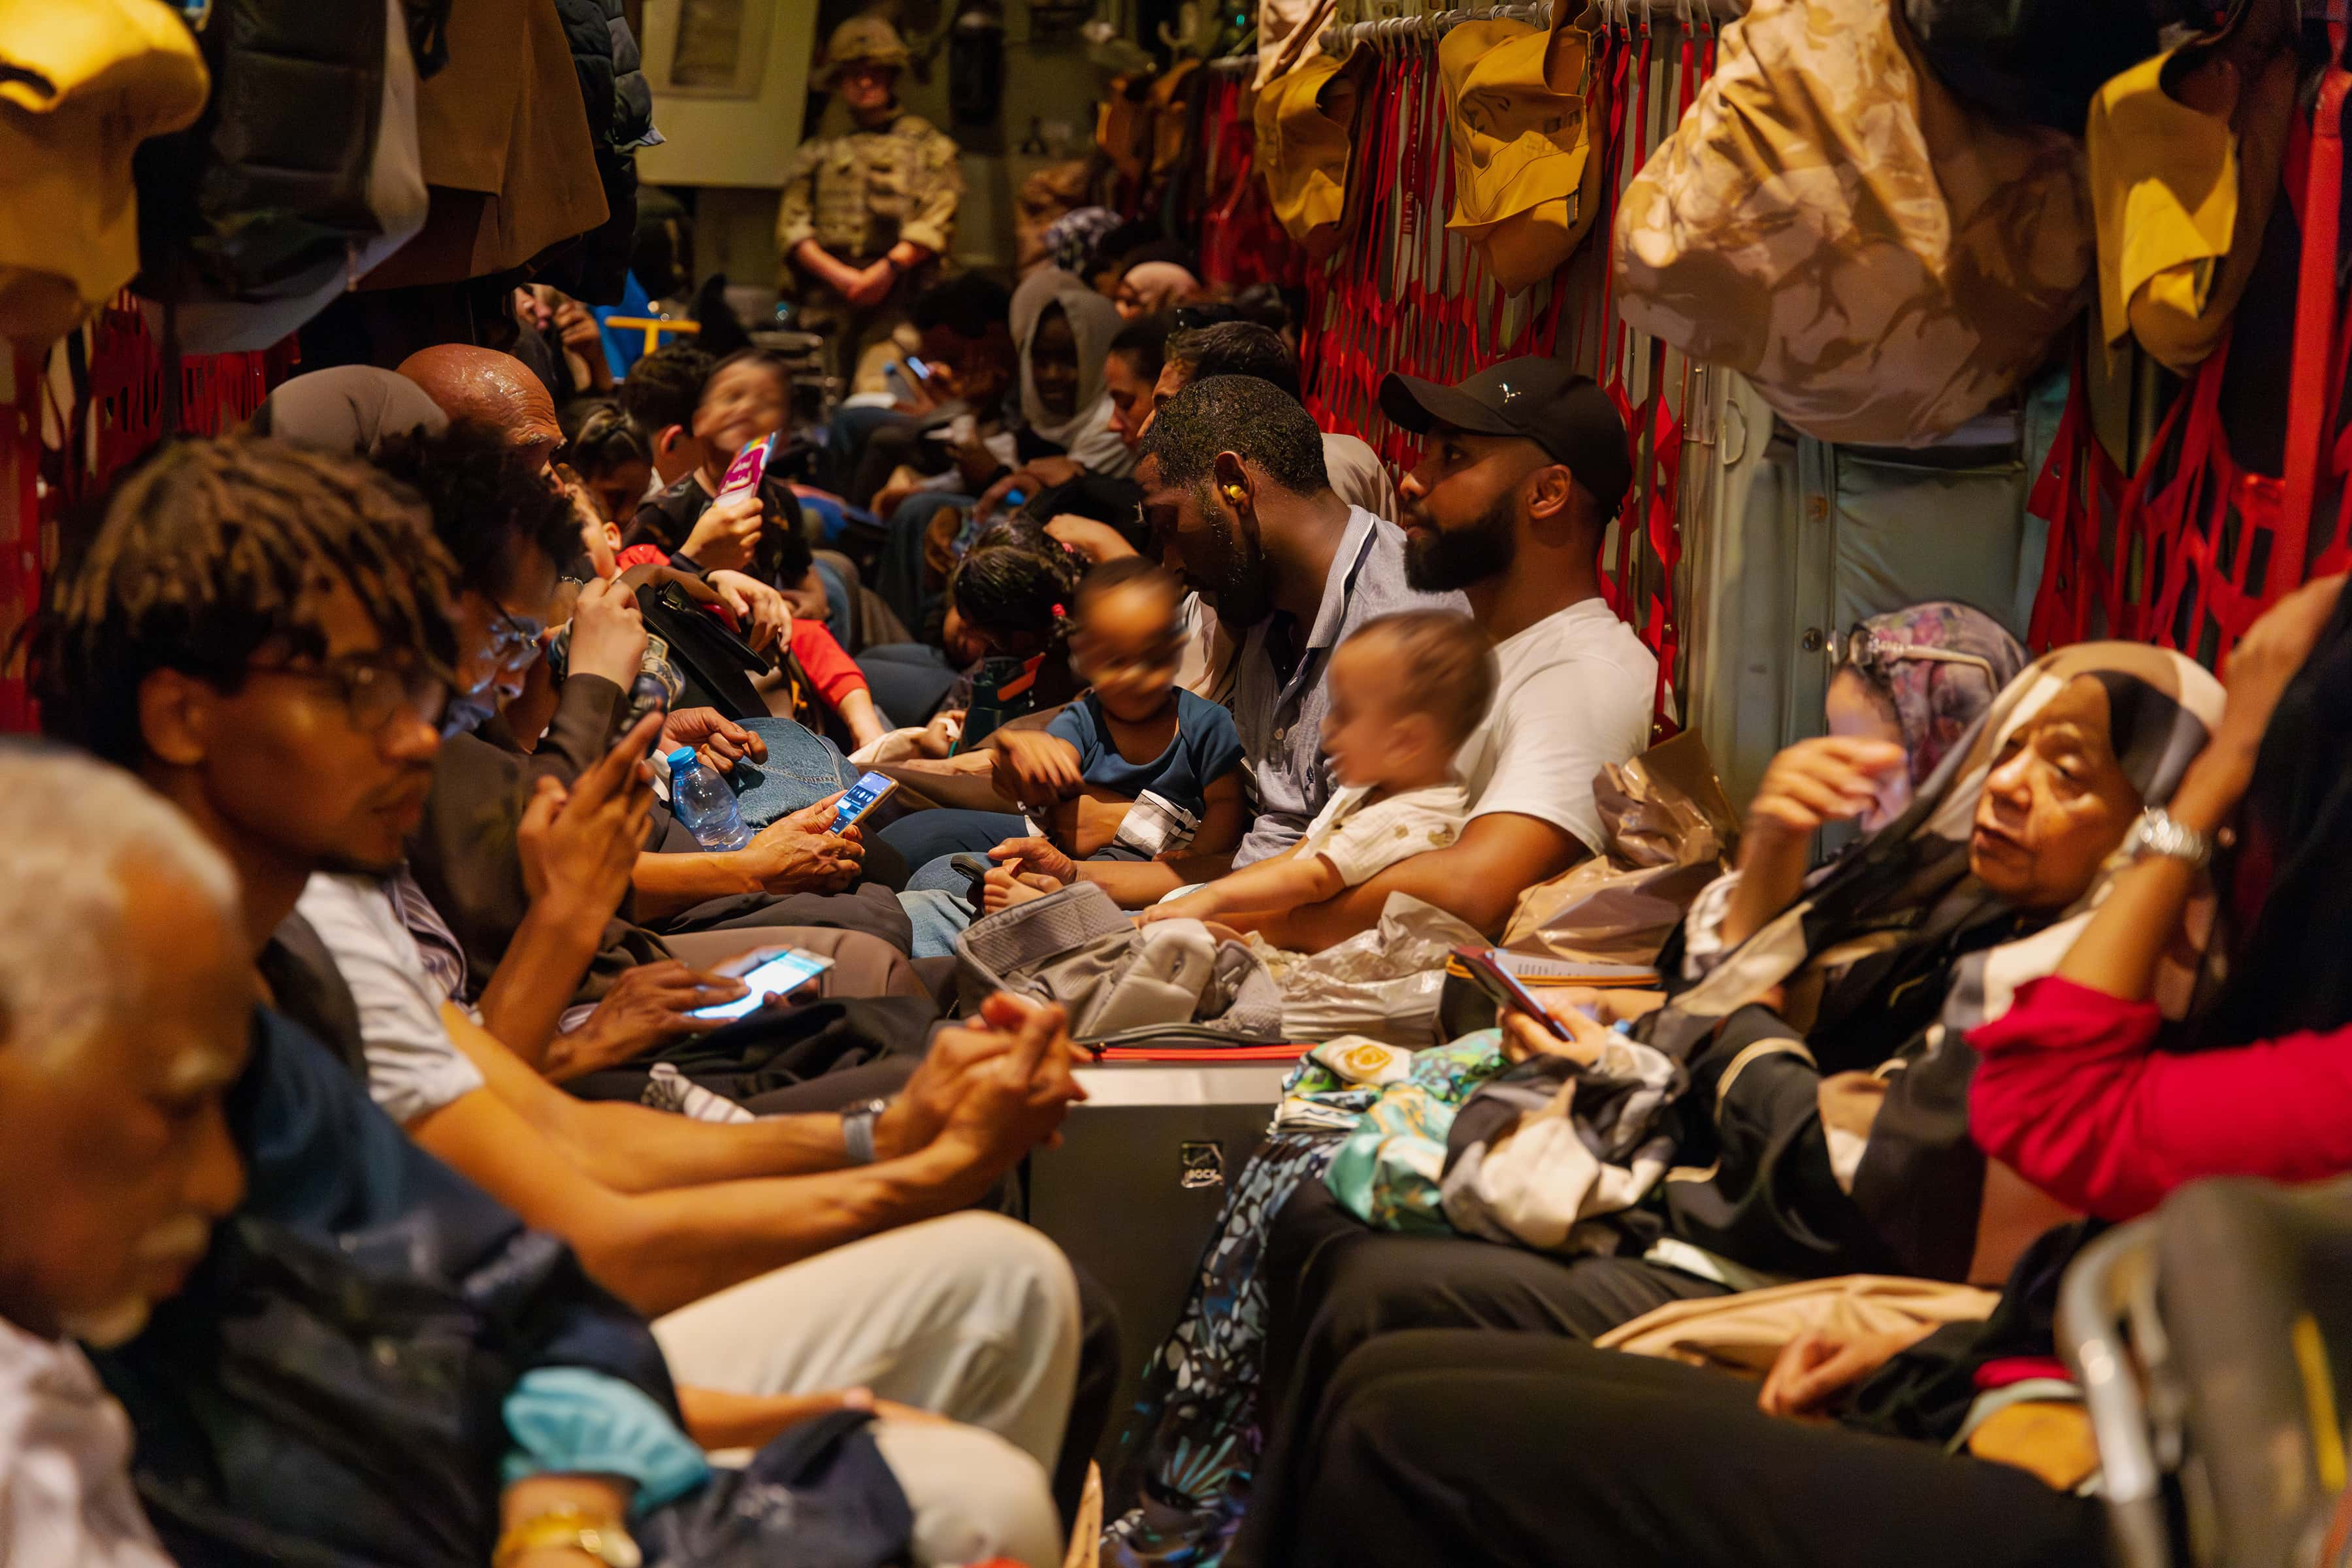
[1452,946,1573,1039]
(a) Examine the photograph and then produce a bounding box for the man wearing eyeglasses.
[32,433,1104,1567]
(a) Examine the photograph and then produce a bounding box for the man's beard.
[1191,491,1274,628]
[1405,495,1518,592]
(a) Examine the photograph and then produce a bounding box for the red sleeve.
[1970,976,2352,1222]
[788,619,869,709]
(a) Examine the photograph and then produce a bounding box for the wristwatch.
[493,1510,641,1568]
[2121,806,2212,870]
[841,1097,892,1165]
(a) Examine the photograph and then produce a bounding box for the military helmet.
[821,16,911,86]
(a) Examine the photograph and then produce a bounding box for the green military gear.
[820,16,911,84]
[777,108,964,394]
[777,112,963,265]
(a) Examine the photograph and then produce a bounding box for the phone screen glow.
[690,950,832,1021]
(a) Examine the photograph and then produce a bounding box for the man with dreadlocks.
[27,434,692,1564]
[31,434,1096,1567]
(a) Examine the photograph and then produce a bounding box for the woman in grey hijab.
[248,365,448,457]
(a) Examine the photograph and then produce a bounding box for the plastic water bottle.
[624,637,683,738]
[666,748,752,850]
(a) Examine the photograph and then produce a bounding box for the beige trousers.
[659,926,926,1000]
[653,1211,1079,1567]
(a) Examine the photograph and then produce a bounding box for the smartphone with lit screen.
[1451,946,1576,1039]
[691,947,835,1022]
[830,772,900,834]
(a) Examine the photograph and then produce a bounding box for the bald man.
[397,345,564,474]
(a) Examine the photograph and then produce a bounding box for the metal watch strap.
[2124,806,2212,870]
[841,1098,890,1164]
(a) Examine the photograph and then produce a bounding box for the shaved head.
[397,345,563,474]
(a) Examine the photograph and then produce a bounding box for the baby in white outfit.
[1141,609,1495,931]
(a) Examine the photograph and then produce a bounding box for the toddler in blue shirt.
[989,557,1248,869]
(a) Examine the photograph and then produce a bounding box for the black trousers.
[1240,1329,2106,1568]
[1227,1180,1729,1567]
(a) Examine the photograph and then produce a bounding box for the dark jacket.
[94,1006,674,1567]
[549,0,654,303]
[136,0,393,304]
[408,671,669,1005]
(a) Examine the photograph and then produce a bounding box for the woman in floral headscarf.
[1823,601,2031,832]
[1686,602,2028,972]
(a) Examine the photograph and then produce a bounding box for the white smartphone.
[830,772,900,833]
[691,947,836,1022]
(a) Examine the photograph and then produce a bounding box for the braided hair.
[948,542,1085,652]
[564,399,651,478]
[29,435,459,768]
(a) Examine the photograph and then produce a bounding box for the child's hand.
[988,732,1085,810]
[988,836,1075,886]
[679,490,764,574]
[915,709,966,759]
[1139,893,1214,926]
[982,857,1062,912]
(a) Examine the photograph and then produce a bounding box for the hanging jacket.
[546,0,657,304]
[361,0,609,292]
[606,0,657,151]
[135,0,431,350]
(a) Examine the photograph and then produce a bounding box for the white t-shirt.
[1321,431,1399,522]
[1454,598,1657,857]
[295,873,488,1127]
[0,1316,174,1568]
[1294,781,1471,886]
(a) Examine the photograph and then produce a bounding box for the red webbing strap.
[2025,353,2128,651]
[0,347,34,732]
[2137,332,2228,649]
[2279,27,2350,584]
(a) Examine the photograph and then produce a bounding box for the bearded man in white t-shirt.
[1252,356,1658,953]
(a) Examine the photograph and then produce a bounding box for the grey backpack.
[953,883,1286,1047]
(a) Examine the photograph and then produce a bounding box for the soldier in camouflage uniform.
[778,16,966,395]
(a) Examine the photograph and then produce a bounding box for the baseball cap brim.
[1379,372,1525,442]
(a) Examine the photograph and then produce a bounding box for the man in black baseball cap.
[1242,353,1656,954]
[1379,355,1631,594]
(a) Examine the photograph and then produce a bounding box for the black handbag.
[639,581,856,749]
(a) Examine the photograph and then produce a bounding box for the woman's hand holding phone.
[1498,999,1612,1068]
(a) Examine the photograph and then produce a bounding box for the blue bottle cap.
[665,747,697,771]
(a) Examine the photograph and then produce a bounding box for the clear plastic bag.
[1503,732,1739,965]
[1253,894,1487,1048]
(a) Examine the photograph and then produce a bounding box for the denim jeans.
[900,888,979,960]
[811,557,853,633]
[728,717,857,828]
[877,808,1028,872]
[878,493,976,632]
